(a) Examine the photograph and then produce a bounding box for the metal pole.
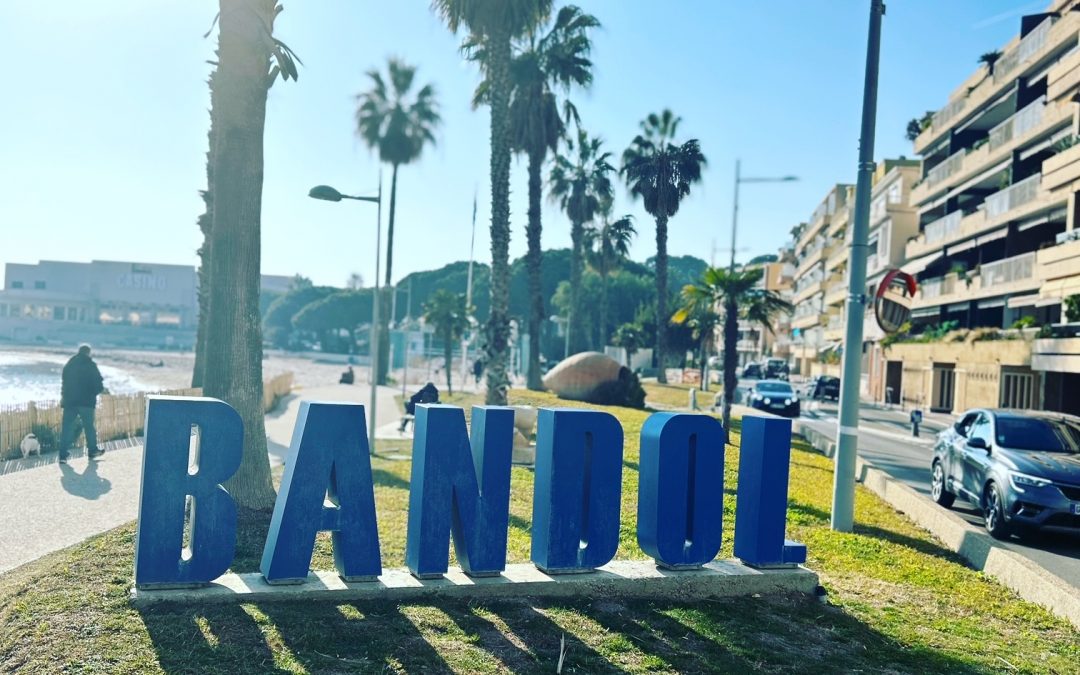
[832,0,884,532]
[729,159,740,273]
[369,173,382,455]
[463,191,477,386]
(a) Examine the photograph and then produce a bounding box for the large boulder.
[543,352,622,401]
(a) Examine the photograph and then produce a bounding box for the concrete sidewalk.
[0,383,401,576]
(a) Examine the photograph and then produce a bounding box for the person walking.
[59,344,105,464]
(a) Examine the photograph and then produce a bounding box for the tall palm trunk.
[192,69,218,389]
[569,217,586,353]
[377,163,400,386]
[485,29,513,406]
[443,329,454,395]
[526,147,545,390]
[722,295,738,431]
[654,214,669,384]
[203,0,276,509]
[599,262,610,347]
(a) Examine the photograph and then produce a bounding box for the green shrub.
[1010,315,1036,330]
[1065,294,1080,323]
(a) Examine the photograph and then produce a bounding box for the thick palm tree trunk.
[526,148,545,391]
[203,0,276,510]
[655,214,669,384]
[722,296,739,431]
[193,69,219,389]
[599,265,610,348]
[444,330,453,395]
[376,164,400,385]
[569,218,586,353]
[485,30,513,406]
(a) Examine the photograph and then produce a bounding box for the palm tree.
[356,57,440,385]
[470,5,598,391]
[621,109,706,384]
[202,0,300,509]
[586,206,635,345]
[550,128,615,353]
[612,322,645,368]
[676,266,792,430]
[979,50,1002,76]
[423,289,471,395]
[193,3,300,389]
[432,0,552,405]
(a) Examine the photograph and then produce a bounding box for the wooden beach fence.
[0,372,293,460]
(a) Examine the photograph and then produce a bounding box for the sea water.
[0,351,158,405]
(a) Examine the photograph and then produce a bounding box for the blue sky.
[0,1,1035,287]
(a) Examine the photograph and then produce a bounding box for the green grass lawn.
[1,390,1077,673]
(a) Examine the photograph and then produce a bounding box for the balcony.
[1042,141,1080,193]
[993,17,1053,85]
[985,174,1041,218]
[866,253,886,276]
[824,279,847,307]
[925,151,964,187]
[924,211,962,245]
[825,242,848,271]
[981,251,1035,290]
[919,275,956,299]
[792,279,824,305]
[913,13,1073,155]
[791,312,824,331]
[736,339,758,353]
[988,95,1045,152]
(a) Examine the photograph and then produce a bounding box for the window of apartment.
[0,304,6,318]
[68,307,80,322]
[53,306,65,320]
[11,281,23,289]
[34,281,46,290]
[887,181,901,204]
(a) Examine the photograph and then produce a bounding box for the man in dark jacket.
[60,344,105,463]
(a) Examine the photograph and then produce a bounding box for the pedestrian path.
[0,383,401,576]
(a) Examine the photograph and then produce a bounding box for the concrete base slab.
[130,559,818,607]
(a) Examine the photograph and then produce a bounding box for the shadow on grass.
[371,467,410,491]
[852,522,973,566]
[140,603,289,675]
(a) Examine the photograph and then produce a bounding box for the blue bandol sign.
[133,397,806,590]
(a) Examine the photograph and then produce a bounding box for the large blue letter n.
[134,397,242,589]
[405,405,515,579]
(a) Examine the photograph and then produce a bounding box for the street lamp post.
[832,0,885,533]
[724,162,798,391]
[308,180,383,455]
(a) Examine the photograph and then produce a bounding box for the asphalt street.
[797,399,1080,589]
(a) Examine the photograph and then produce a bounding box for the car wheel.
[983,483,1011,540]
[930,461,955,508]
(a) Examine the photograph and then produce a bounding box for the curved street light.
[308,179,382,454]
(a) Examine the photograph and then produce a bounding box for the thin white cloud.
[972,1,1047,30]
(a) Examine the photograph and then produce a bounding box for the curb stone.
[793,420,1080,631]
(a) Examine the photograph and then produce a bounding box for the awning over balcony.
[902,251,943,275]
[1007,293,1041,308]
[1040,275,1080,300]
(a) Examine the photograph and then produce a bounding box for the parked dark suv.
[930,409,1080,539]
[804,375,840,401]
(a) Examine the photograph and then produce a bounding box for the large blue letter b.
[134,396,242,588]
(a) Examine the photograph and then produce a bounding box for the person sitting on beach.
[339,366,355,385]
[59,343,105,464]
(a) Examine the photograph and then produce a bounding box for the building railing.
[924,210,962,244]
[920,276,955,299]
[926,150,964,187]
[995,16,1053,84]
[932,97,966,131]
[985,174,1041,218]
[981,251,1036,289]
[988,95,1046,152]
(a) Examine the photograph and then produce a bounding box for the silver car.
[930,409,1080,539]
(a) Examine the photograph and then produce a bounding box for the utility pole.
[462,190,477,386]
[832,0,885,532]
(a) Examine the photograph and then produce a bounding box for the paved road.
[798,400,1080,589]
[0,383,401,576]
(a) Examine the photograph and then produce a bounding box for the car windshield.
[756,382,792,394]
[995,417,1080,454]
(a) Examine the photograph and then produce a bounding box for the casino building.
[0,260,288,349]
